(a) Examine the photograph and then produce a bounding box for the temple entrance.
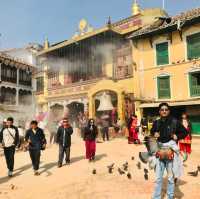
[49,104,64,122]
[94,90,118,125]
[66,102,84,126]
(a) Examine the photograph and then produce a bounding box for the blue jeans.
[152,159,174,199]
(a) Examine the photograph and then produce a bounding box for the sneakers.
[8,171,13,177]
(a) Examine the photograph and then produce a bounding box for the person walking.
[25,120,46,176]
[151,103,188,199]
[179,113,192,162]
[48,120,58,144]
[0,117,19,177]
[56,118,73,167]
[83,119,98,162]
[101,113,110,141]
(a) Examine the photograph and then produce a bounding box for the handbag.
[156,147,174,161]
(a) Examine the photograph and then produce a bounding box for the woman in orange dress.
[179,113,192,162]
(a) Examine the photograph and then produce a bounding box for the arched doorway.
[19,89,32,105]
[66,102,84,126]
[49,104,64,122]
[0,87,16,105]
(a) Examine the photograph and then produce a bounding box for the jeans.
[29,149,41,171]
[58,145,70,165]
[152,159,174,199]
[4,146,15,171]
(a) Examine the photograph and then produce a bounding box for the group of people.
[0,103,193,199]
[0,116,99,177]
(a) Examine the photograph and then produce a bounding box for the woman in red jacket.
[128,114,140,144]
[179,113,192,162]
[83,119,98,162]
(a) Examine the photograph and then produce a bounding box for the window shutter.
[157,76,171,99]
[156,42,169,65]
[187,32,200,59]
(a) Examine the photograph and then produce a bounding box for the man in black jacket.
[25,120,46,176]
[56,118,73,167]
[151,103,188,199]
[0,117,19,177]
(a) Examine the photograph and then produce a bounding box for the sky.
[0,0,200,50]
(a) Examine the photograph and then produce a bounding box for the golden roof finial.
[132,0,141,15]
[44,37,49,50]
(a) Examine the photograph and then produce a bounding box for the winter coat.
[151,116,188,143]
[25,127,46,150]
[56,126,73,147]
[84,125,98,141]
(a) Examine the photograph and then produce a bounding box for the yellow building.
[129,7,200,134]
[34,3,166,125]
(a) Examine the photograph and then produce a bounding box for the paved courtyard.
[0,134,200,199]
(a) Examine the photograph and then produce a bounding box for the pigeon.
[108,167,113,174]
[10,184,15,190]
[144,173,148,180]
[144,168,148,174]
[123,162,128,171]
[188,170,198,177]
[107,163,115,169]
[92,169,96,175]
[127,172,132,179]
[131,156,135,160]
[136,162,141,170]
[197,166,200,172]
[107,163,115,174]
[118,168,125,175]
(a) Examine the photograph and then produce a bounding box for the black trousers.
[102,127,109,141]
[4,146,15,171]
[29,149,41,171]
[58,145,70,165]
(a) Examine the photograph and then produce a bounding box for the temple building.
[0,53,35,126]
[35,2,166,125]
[129,7,200,134]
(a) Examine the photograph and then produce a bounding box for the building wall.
[133,24,200,102]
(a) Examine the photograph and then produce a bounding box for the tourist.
[179,113,192,162]
[0,117,19,177]
[127,114,140,144]
[101,112,110,141]
[79,113,88,138]
[56,118,73,167]
[25,120,46,176]
[18,125,25,150]
[83,119,98,162]
[151,103,188,199]
[141,116,148,136]
[48,120,58,144]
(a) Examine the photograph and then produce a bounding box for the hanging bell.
[97,92,114,111]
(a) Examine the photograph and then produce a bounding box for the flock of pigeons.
[91,156,200,180]
[92,156,149,181]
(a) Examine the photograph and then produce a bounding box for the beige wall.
[133,24,200,103]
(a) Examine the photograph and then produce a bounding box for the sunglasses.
[160,108,169,112]
[63,120,68,123]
